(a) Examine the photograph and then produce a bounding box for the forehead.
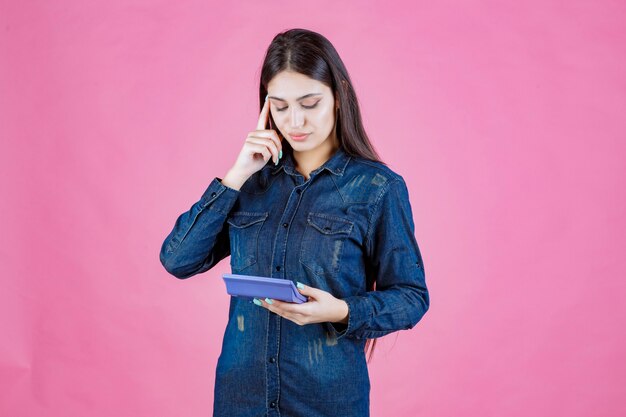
[267,71,332,99]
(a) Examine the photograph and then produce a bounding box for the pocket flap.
[306,212,353,235]
[227,212,268,228]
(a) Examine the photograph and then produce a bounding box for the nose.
[289,107,304,128]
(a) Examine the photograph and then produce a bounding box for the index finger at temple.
[256,95,270,131]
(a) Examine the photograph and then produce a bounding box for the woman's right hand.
[223,96,283,189]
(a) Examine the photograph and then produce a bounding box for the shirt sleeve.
[328,177,429,340]
[159,177,240,279]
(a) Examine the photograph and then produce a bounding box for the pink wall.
[1,1,624,416]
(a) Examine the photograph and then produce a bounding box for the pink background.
[1,1,625,416]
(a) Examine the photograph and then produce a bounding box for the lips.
[289,132,310,140]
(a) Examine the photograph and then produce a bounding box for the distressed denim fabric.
[159,146,429,417]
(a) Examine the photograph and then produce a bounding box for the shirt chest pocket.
[300,212,354,279]
[226,211,268,272]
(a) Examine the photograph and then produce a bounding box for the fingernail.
[274,158,278,166]
[279,150,283,159]
[253,298,262,306]
[265,298,273,305]
[265,94,268,102]
[296,282,304,289]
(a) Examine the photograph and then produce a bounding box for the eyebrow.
[267,93,322,102]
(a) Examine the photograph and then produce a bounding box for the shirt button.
[211,192,216,197]
[283,223,288,228]
[270,401,277,408]
[276,266,281,271]
[269,357,276,363]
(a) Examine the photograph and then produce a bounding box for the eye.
[275,102,319,112]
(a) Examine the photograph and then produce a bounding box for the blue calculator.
[222,273,308,304]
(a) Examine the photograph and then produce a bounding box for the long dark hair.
[258,28,385,363]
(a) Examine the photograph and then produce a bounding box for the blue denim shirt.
[159,146,429,417]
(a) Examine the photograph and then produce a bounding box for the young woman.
[159,28,429,417]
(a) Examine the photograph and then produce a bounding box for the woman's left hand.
[255,282,349,326]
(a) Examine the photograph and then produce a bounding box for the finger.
[260,298,286,310]
[247,136,279,164]
[259,298,279,315]
[256,94,270,131]
[250,130,283,159]
[246,143,272,163]
[259,298,301,315]
[295,282,322,298]
[248,135,278,152]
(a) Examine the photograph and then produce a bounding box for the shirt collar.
[271,146,351,177]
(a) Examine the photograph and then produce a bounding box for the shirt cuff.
[199,177,240,215]
[326,295,372,341]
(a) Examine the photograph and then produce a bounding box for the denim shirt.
[159,146,429,417]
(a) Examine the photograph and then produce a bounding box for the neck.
[293,133,339,180]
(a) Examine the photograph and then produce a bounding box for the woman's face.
[267,71,338,153]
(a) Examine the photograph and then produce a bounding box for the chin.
[291,141,319,151]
